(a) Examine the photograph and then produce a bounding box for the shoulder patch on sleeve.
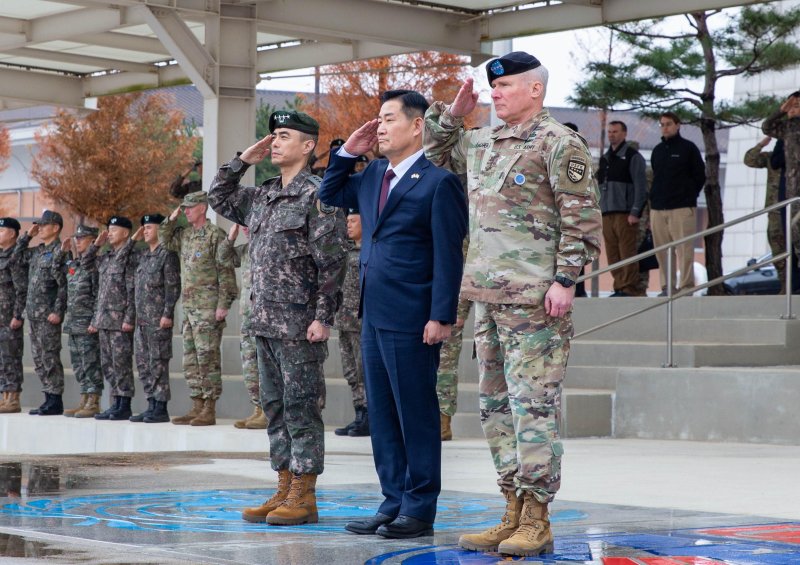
[316,200,337,215]
[567,156,587,183]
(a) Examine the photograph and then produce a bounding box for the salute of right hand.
[343,120,379,156]
[131,227,144,242]
[28,224,40,239]
[450,77,479,118]
[240,134,275,165]
[94,231,108,248]
[169,205,182,222]
[227,223,240,242]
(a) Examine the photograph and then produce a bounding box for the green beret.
[269,111,319,135]
[486,51,541,84]
[181,191,208,208]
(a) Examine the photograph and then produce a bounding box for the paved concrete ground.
[0,431,798,563]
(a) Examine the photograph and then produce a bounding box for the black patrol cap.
[486,51,542,84]
[269,110,320,136]
[141,213,165,226]
[33,210,63,227]
[0,218,21,233]
[108,216,133,230]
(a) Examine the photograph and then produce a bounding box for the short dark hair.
[380,89,429,120]
[660,111,681,125]
[563,122,578,132]
[609,120,628,132]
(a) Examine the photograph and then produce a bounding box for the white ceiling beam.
[75,32,170,55]
[4,47,154,73]
[0,67,84,108]
[257,40,413,73]
[83,71,160,97]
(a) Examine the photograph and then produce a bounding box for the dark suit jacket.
[318,150,468,333]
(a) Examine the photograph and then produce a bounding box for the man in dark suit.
[319,90,468,539]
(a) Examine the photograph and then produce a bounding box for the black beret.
[330,138,346,149]
[269,110,319,135]
[108,216,133,230]
[486,51,541,84]
[0,218,21,232]
[141,214,166,226]
[347,207,360,216]
[356,155,369,163]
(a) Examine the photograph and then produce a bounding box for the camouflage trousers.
[437,298,473,417]
[99,329,134,398]
[474,301,572,503]
[68,332,102,395]
[767,211,787,292]
[29,319,64,395]
[135,325,172,402]
[0,327,24,392]
[257,336,327,475]
[182,308,224,400]
[338,330,366,410]
[241,334,260,406]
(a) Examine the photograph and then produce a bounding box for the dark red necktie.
[378,168,396,216]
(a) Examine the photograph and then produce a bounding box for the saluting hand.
[240,134,275,165]
[450,77,479,118]
[28,224,40,239]
[131,227,144,242]
[343,120,379,156]
[169,205,182,222]
[94,231,108,248]
[227,223,240,242]
[60,239,71,254]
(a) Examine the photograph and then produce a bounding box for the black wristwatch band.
[554,275,575,288]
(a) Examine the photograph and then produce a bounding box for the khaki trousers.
[602,213,644,295]
[651,207,697,291]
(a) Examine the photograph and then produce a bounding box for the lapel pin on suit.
[411,173,420,179]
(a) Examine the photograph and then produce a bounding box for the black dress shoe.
[344,512,394,535]
[376,515,434,539]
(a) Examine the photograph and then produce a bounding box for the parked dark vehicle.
[722,253,781,295]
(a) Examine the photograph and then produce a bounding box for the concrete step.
[565,366,621,390]
[613,366,800,445]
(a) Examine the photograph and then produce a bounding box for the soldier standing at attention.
[59,225,103,418]
[333,208,368,437]
[15,211,67,416]
[228,223,267,430]
[160,191,238,426]
[0,218,27,414]
[763,92,800,250]
[425,52,602,557]
[130,215,181,423]
[209,110,347,526]
[88,217,137,421]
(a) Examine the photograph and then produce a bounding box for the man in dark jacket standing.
[598,120,648,297]
[650,112,706,294]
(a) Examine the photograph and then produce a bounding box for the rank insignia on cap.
[567,157,587,183]
[275,113,289,124]
[490,60,505,76]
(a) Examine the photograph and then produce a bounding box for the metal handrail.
[575,196,800,367]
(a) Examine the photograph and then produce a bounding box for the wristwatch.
[554,275,575,288]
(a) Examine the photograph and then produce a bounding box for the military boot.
[348,407,370,437]
[64,394,88,417]
[94,395,121,420]
[497,492,554,557]
[441,413,453,441]
[75,394,101,418]
[108,396,132,420]
[129,398,155,422]
[144,400,170,423]
[459,488,523,551]
[0,392,21,414]
[245,406,267,430]
[29,393,51,415]
[190,398,216,426]
[234,405,260,429]
[38,393,63,416]
[241,469,293,523]
[0,392,8,410]
[172,397,203,425]
[266,474,319,525]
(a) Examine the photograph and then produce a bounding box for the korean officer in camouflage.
[0,218,27,414]
[333,207,368,437]
[425,52,602,557]
[209,110,347,527]
[160,191,238,426]
[59,224,103,418]
[129,214,181,423]
[14,211,68,416]
[87,217,137,421]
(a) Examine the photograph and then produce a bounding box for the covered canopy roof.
[0,0,772,109]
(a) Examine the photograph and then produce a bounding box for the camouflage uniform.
[159,199,238,401]
[436,294,472,418]
[15,233,67,395]
[209,161,347,475]
[135,244,181,402]
[762,111,800,251]
[744,142,786,291]
[88,239,137,398]
[60,245,102,395]
[333,241,365,411]
[425,103,602,502]
[233,242,260,407]
[0,246,27,393]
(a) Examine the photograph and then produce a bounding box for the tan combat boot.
[459,488,523,551]
[74,394,101,418]
[0,392,8,410]
[497,492,554,557]
[266,473,318,525]
[245,406,267,430]
[190,398,216,426]
[172,397,204,425]
[0,392,21,414]
[64,394,88,417]
[241,469,293,523]
[234,405,260,429]
[440,413,453,441]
